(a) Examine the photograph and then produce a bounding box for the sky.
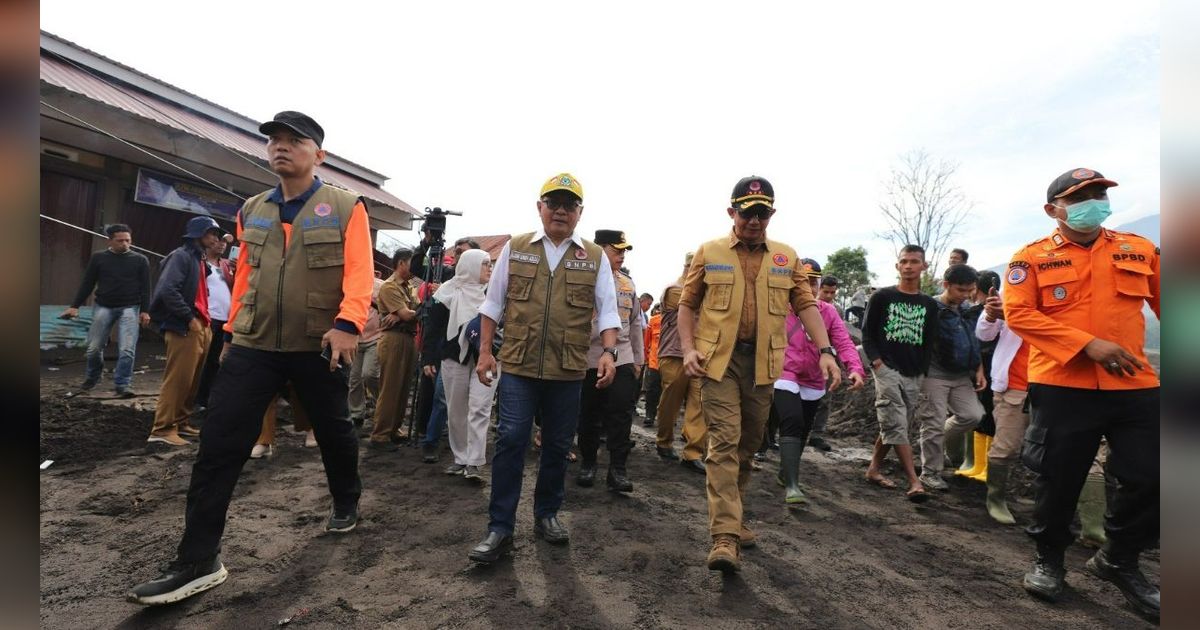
[40,1,1160,301]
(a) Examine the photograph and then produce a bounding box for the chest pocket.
[703,273,735,311]
[240,227,269,267]
[1038,265,1081,309]
[303,228,344,268]
[1112,260,1153,298]
[565,269,596,309]
[507,261,537,302]
[767,274,793,315]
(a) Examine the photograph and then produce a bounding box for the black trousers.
[577,364,638,466]
[774,390,821,442]
[176,345,362,563]
[1023,384,1159,553]
[643,367,662,421]
[194,319,227,406]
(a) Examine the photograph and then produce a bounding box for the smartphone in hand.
[320,345,348,370]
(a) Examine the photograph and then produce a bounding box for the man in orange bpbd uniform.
[678,175,840,573]
[129,112,373,605]
[1005,168,1160,622]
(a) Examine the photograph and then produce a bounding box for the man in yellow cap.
[469,173,621,563]
[678,175,841,574]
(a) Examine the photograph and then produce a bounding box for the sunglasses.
[542,198,582,212]
[736,205,773,220]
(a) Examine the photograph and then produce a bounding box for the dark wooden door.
[41,172,98,305]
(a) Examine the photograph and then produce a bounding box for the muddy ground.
[39,345,1157,629]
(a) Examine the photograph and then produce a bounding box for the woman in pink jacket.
[773,259,867,505]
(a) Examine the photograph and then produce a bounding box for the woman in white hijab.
[422,249,495,481]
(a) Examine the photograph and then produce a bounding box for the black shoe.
[642,418,654,427]
[656,446,679,461]
[576,464,596,487]
[115,387,136,399]
[533,515,569,544]
[808,436,833,452]
[326,502,358,533]
[1023,547,1067,602]
[367,440,398,452]
[681,458,706,473]
[607,467,633,493]
[1085,548,1160,621]
[352,416,364,429]
[421,443,438,463]
[127,557,228,605]
[79,378,98,392]
[468,531,513,564]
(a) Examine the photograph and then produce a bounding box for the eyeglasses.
[541,198,582,212]
[736,205,773,221]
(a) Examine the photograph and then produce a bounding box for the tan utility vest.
[231,184,360,352]
[692,236,798,385]
[498,232,603,381]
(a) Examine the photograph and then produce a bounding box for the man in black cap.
[576,230,644,492]
[129,111,374,605]
[1004,168,1160,621]
[146,216,227,445]
[678,175,839,573]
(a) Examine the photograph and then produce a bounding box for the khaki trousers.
[701,349,773,537]
[989,389,1028,462]
[370,331,416,443]
[151,327,212,437]
[681,378,708,461]
[656,356,699,450]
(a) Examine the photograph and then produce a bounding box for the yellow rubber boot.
[967,436,991,482]
[956,432,988,478]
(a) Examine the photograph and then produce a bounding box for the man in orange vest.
[1004,168,1159,622]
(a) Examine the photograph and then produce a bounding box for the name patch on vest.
[510,251,541,265]
[768,266,792,275]
[245,216,274,230]
[564,260,596,271]
[301,216,341,229]
[705,263,734,272]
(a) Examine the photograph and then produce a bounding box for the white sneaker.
[250,444,274,459]
[304,430,318,448]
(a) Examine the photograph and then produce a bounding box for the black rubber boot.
[1023,544,1067,602]
[1086,546,1159,622]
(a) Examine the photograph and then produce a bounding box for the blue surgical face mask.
[1058,198,1111,231]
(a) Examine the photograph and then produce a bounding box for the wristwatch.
[819,346,838,358]
[602,347,618,361]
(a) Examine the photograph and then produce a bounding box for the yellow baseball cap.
[540,172,584,200]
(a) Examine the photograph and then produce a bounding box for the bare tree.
[877,149,974,281]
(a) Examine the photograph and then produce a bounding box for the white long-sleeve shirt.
[479,230,622,333]
[976,308,1024,393]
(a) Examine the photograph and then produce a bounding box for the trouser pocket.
[1021,424,1049,474]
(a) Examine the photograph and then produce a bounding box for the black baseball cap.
[259,111,325,147]
[183,215,226,239]
[594,229,633,251]
[1046,168,1118,203]
[731,175,774,210]
[799,257,821,274]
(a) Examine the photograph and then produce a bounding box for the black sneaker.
[326,503,358,533]
[808,436,833,452]
[127,557,227,605]
[421,443,438,463]
[79,378,98,391]
[115,387,136,399]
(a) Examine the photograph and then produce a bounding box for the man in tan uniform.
[654,251,707,471]
[678,175,840,573]
[369,248,420,450]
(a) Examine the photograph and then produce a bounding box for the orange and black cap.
[1046,168,1117,203]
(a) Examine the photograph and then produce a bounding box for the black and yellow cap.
[731,175,774,210]
[594,229,632,251]
[540,172,584,200]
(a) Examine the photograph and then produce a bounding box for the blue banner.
[134,168,241,219]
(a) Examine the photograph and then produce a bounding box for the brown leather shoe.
[739,525,757,548]
[147,433,190,446]
[706,534,741,573]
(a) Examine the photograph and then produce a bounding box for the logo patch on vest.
[510,251,541,265]
[772,253,789,266]
[705,264,734,272]
[574,249,589,260]
[245,216,273,229]
[314,203,333,217]
[1007,267,1028,285]
[564,260,596,271]
[301,216,341,229]
[1052,286,1067,300]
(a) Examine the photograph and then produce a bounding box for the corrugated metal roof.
[40,53,420,218]
[464,234,511,261]
[40,305,93,348]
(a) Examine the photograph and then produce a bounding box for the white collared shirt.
[479,229,621,332]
